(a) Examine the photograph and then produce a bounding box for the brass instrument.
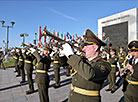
[42,26,83,52]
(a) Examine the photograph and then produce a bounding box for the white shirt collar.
[88,56,97,61]
[135,58,138,64]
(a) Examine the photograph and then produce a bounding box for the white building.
[98,8,138,49]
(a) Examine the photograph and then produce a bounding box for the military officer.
[106,48,118,93]
[120,40,138,102]
[22,49,35,94]
[61,29,111,102]
[117,46,127,68]
[30,44,51,102]
[18,48,26,83]
[11,48,20,77]
[100,48,109,61]
[52,43,61,88]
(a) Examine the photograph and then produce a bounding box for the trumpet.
[42,26,83,52]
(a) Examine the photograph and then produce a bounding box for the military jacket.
[125,62,138,97]
[117,51,126,65]
[67,54,111,101]
[23,53,34,70]
[108,55,118,73]
[12,53,19,66]
[18,53,24,68]
[100,53,108,61]
[33,51,51,84]
[53,51,60,68]
[59,55,68,66]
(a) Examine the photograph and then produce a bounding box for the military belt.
[119,57,124,59]
[111,65,116,67]
[19,59,23,61]
[70,68,77,76]
[70,84,99,96]
[25,60,32,63]
[53,61,59,63]
[36,70,47,73]
[125,78,138,85]
[35,62,38,67]
[13,56,18,59]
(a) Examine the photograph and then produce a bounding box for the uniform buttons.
[74,79,77,81]
[70,93,73,96]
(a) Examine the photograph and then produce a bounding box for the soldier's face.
[110,51,115,55]
[43,50,49,56]
[82,44,99,59]
[130,51,138,59]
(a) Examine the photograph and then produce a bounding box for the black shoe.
[105,89,112,91]
[26,90,34,95]
[111,89,116,93]
[20,80,26,83]
[66,75,70,77]
[16,75,21,77]
[54,85,60,89]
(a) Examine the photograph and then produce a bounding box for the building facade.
[98,8,138,49]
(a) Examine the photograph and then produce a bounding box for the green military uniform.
[100,48,109,61]
[32,49,51,102]
[23,51,34,94]
[68,55,111,102]
[107,51,118,92]
[123,40,138,102]
[117,47,127,68]
[67,29,111,102]
[53,50,61,88]
[18,49,25,83]
[60,55,71,76]
[12,51,20,76]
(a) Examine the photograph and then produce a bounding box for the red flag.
[44,36,46,44]
[64,34,66,40]
[39,26,42,42]
[57,32,59,37]
[75,33,77,38]
[53,30,56,35]
[73,35,74,40]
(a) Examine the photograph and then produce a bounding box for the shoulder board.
[96,58,107,62]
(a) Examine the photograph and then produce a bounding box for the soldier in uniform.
[22,49,35,94]
[120,40,138,102]
[11,48,20,77]
[100,48,109,61]
[30,44,51,102]
[106,48,118,93]
[117,46,127,68]
[18,48,26,83]
[52,43,61,88]
[61,29,111,102]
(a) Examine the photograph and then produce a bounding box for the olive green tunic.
[12,52,20,75]
[33,51,51,102]
[18,53,25,81]
[124,61,138,102]
[67,54,111,102]
[23,53,34,91]
[53,51,61,86]
[117,51,127,68]
[108,55,118,90]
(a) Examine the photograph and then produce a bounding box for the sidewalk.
[0,67,124,102]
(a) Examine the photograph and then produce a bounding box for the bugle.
[42,26,83,52]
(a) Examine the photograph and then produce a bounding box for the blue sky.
[0,0,137,48]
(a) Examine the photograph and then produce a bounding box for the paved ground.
[0,66,124,102]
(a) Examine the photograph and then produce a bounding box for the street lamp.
[19,33,29,45]
[0,20,15,54]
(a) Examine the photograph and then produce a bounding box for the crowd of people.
[10,28,138,102]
